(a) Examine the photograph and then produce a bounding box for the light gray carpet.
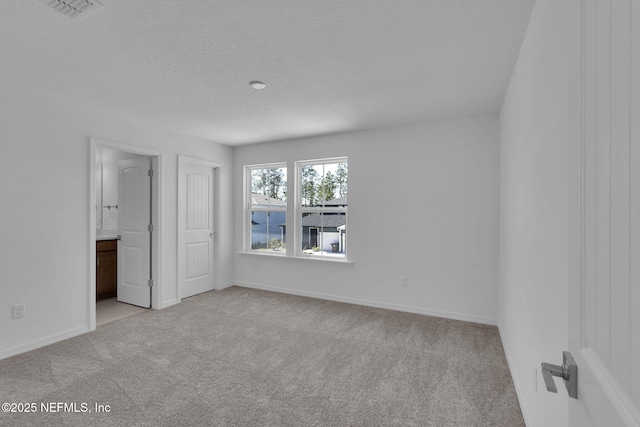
[0,286,524,427]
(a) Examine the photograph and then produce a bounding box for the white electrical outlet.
[401,276,409,287]
[12,303,25,319]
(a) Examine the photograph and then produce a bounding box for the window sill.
[238,251,287,258]
[238,252,353,265]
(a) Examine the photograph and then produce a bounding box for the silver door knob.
[541,351,578,399]
[210,232,216,238]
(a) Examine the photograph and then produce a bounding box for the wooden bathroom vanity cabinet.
[96,239,117,300]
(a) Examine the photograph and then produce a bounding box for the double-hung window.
[296,158,348,258]
[244,158,348,260]
[246,164,287,253]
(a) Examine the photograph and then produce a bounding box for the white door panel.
[186,242,209,279]
[179,161,215,299]
[570,0,640,425]
[117,157,151,308]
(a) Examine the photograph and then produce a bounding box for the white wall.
[234,114,500,324]
[0,82,234,359]
[499,0,579,425]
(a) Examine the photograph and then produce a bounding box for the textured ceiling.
[0,0,534,146]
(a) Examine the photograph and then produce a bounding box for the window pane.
[250,167,287,207]
[300,212,346,257]
[300,162,347,207]
[251,211,286,252]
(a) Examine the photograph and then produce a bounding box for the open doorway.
[89,138,162,330]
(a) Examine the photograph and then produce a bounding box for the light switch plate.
[12,303,25,319]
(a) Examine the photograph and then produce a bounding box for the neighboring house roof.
[251,193,286,207]
[300,213,346,228]
[323,196,347,207]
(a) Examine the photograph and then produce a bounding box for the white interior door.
[117,157,151,308]
[569,0,640,425]
[179,160,216,299]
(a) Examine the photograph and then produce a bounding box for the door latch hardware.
[541,351,578,399]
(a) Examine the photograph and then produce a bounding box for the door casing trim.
[89,137,163,330]
[177,156,222,302]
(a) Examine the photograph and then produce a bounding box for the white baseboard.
[217,281,234,291]
[157,298,179,309]
[498,322,533,427]
[0,326,90,361]
[234,281,498,326]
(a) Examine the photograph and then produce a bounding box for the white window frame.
[244,163,288,255]
[295,157,348,259]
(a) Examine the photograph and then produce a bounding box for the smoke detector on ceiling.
[37,0,103,20]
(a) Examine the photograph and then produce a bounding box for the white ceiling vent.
[37,0,103,20]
